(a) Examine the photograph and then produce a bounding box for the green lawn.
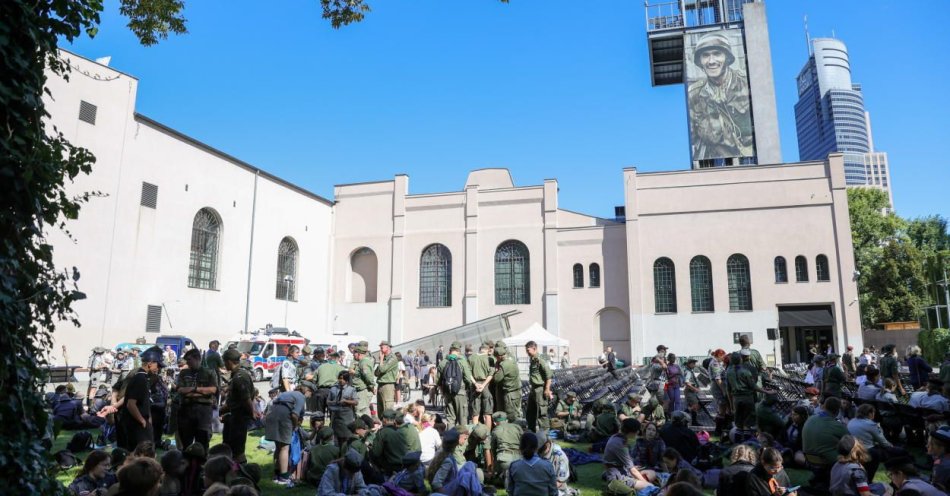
[51,429,908,495]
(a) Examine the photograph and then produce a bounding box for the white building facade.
[45,52,862,366]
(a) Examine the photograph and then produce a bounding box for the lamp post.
[283,275,294,327]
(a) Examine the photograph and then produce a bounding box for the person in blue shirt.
[68,450,112,496]
[319,449,369,496]
[507,432,557,496]
[264,380,315,487]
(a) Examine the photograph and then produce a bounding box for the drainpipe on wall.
[243,171,260,333]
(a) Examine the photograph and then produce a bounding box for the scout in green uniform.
[589,399,620,442]
[553,391,589,435]
[305,427,340,485]
[468,342,495,425]
[731,350,772,430]
[220,349,258,463]
[343,419,369,459]
[683,358,702,426]
[316,352,346,416]
[176,348,218,451]
[526,340,553,432]
[396,412,421,453]
[617,393,641,421]
[375,341,400,413]
[755,393,785,439]
[493,341,523,422]
[436,341,475,427]
[821,354,847,399]
[879,345,905,396]
[642,383,666,427]
[349,345,376,417]
[370,409,408,476]
[490,411,523,481]
[463,423,493,474]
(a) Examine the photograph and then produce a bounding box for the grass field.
[52,428,908,495]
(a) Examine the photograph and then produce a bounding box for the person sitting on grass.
[830,435,879,496]
[68,449,112,496]
[158,449,186,496]
[717,444,756,495]
[507,432,557,496]
[203,455,236,489]
[318,449,368,496]
[602,418,656,491]
[390,451,427,494]
[307,427,341,486]
[883,456,944,496]
[631,421,667,471]
[745,447,797,496]
[114,457,163,496]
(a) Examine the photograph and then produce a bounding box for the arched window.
[653,257,677,313]
[689,256,714,312]
[350,247,378,303]
[816,254,830,282]
[774,256,788,283]
[795,255,809,282]
[495,241,530,305]
[188,208,221,289]
[727,254,752,311]
[572,263,584,288]
[275,237,298,300]
[420,244,452,307]
[589,263,601,288]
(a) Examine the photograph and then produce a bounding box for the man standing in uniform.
[879,344,905,396]
[738,334,767,382]
[493,341,523,422]
[350,344,376,417]
[841,345,857,379]
[683,358,702,426]
[822,353,847,399]
[526,340,553,432]
[730,349,773,431]
[274,345,301,393]
[176,348,217,451]
[220,348,259,463]
[436,341,474,427]
[604,346,618,378]
[118,346,163,451]
[316,350,346,417]
[468,342,494,425]
[375,341,400,414]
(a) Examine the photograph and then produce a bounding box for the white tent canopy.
[503,322,569,347]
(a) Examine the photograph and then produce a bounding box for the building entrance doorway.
[778,305,835,364]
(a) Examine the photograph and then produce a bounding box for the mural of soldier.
[686,30,755,161]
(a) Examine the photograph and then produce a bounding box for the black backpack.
[66,431,93,453]
[54,449,81,470]
[441,359,463,396]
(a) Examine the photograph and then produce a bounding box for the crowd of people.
[51,334,950,496]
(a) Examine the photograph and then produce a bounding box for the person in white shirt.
[417,413,442,466]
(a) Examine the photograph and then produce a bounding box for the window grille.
[146,305,162,333]
[653,257,677,313]
[589,263,601,288]
[816,254,830,281]
[188,208,220,290]
[420,244,452,307]
[495,241,530,305]
[727,254,752,311]
[140,182,158,209]
[689,256,713,312]
[572,264,584,288]
[774,256,788,283]
[795,256,809,282]
[275,237,298,300]
[79,100,97,125]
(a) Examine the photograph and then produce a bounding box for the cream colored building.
[45,51,862,365]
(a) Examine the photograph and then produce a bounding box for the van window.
[262,344,274,358]
[276,344,290,357]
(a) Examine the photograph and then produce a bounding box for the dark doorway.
[778,305,835,364]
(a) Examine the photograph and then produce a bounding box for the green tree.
[860,240,928,325]
[906,215,950,328]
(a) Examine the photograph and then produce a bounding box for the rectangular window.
[145,305,162,333]
[79,100,98,125]
[140,182,158,209]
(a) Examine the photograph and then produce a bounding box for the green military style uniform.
[317,361,346,387]
[468,347,495,421]
[371,418,408,475]
[350,347,376,417]
[305,428,340,485]
[491,412,523,479]
[399,422,422,453]
[375,343,400,413]
[821,361,846,399]
[755,398,785,439]
[463,424,491,470]
[590,400,620,442]
[527,352,553,431]
[436,341,474,426]
[493,341,523,422]
[642,396,666,426]
[730,362,757,429]
[553,392,589,434]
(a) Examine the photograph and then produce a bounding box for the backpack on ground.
[66,431,93,453]
[54,449,81,470]
[440,358,463,396]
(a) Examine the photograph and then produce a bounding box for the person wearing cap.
[617,393,641,423]
[306,427,341,486]
[328,370,359,445]
[686,30,753,161]
[316,352,346,417]
[266,380,315,486]
[437,340,475,427]
[682,358,702,425]
[507,432,558,496]
[349,345,376,417]
[175,347,218,451]
[117,346,162,451]
[603,418,654,491]
[493,341,523,422]
[371,409,408,476]
[821,353,847,400]
[491,411,524,480]
[928,425,950,491]
[318,449,368,496]
[755,393,785,440]
[590,399,621,444]
[738,334,768,385]
[841,345,857,379]
[554,391,588,436]
[219,348,257,463]
[526,340,554,432]
[878,344,905,396]
[883,456,943,496]
[391,451,426,494]
[461,422,493,474]
[375,341,400,413]
[468,342,495,426]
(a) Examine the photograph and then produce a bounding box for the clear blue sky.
[64,0,949,219]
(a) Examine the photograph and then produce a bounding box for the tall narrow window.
[572,264,584,288]
[420,244,452,307]
[276,237,298,300]
[589,263,601,288]
[689,256,714,312]
[774,256,788,283]
[727,254,752,311]
[816,254,830,282]
[188,208,221,289]
[653,257,677,313]
[795,255,809,282]
[350,247,378,303]
[495,240,530,305]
